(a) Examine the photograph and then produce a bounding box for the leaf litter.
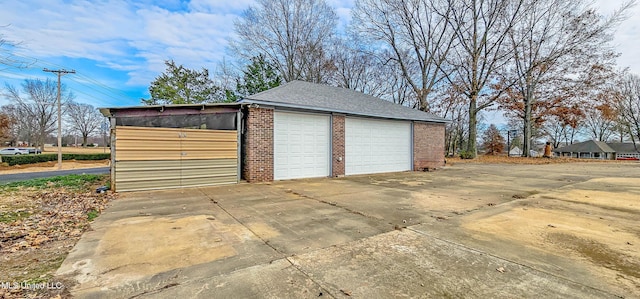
[0,177,117,298]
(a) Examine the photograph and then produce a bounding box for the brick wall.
[243,107,274,182]
[413,121,445,170]
[331,114,345,177]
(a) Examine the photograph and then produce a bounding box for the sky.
[0,0,638,113]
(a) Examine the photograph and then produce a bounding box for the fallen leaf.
[340,289,352,296]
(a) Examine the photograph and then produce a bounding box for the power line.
[2,52,138,103]
[43,68,75,170]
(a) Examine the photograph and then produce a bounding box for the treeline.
[4,0,636,158]
[143,0,640,158]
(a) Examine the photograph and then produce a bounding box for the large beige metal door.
[113,126,238,192]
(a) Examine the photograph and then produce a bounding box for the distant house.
[607,143,640,160]
[509,146,522,157]
[553,140,640,160]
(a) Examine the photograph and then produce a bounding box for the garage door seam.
[406,227,622,298]
[197,188,337,298]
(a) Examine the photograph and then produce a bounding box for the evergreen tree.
[143,60,224,105]
[236,55,282,98]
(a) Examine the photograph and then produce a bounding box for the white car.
[0,148,30,155]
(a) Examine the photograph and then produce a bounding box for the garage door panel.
[114,126,238,191]
[115,159,237,192]
[346,118,411,175]
[274,112,330,180]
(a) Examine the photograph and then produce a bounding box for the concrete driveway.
[57,163,639,298]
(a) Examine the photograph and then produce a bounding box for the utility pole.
[43,68,75,170]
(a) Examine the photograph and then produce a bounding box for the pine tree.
[143,60,224,105]
[236,55,282,97]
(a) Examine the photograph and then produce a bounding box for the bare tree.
[615,74,640,146]
[440,0,526,158]
[213,58,242,101]
[542,109,584,148]
[428,82,469,155]
[501,0,631,156]
[583,103,617,142]
[330,42,389,98]
[3,79,74,150]
[351,0,454,112]
[231,0,338,83]
[1,26,32,69]
[66,102,103,146]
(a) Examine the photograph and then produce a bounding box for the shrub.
[459,151,475,159]
[1,153,110,166]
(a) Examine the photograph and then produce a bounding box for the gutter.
[239,99,450,124]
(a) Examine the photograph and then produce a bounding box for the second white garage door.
[345,117,412,175]
[274,111,330,180]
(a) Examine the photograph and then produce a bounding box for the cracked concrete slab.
[56,163,640,298]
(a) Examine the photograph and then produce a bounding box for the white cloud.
[1,0,637,109]
[593,0,640,75]
[187,0,256,13]
[0,0,245,89]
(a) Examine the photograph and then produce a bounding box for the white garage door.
[346,117,412,175]
[274,111,330,180]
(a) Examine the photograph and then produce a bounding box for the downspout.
[110,115,117,191]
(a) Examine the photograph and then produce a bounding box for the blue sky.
[0,0,637,112]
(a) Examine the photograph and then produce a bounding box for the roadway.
[0,167,110,184]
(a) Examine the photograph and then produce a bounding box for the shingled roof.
[239,81,448,123]
[553,140,615,153]
[606,143,640,153]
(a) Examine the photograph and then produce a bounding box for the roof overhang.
[99,103,243,118]
[239,98,450,124]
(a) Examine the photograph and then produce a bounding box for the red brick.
[243,107,274,182]
[413,122,445,170]
[331,114,345,177]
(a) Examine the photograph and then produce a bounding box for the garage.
[273,111,330,180]
[241,81,447,182]
[345,117,412,175]
[102,81,447,191]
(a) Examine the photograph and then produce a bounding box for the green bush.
[1,153,110,166]
[459,151,475,159]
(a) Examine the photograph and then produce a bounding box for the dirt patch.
[551,189,640,213]
[546,232,640,279]
[77,215,239,287]
[464,207,639,250]
[463,202,640,293]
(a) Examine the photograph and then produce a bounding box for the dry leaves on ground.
[0,183,117,299]
[0,190,115,253]
[447,155,630,165]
